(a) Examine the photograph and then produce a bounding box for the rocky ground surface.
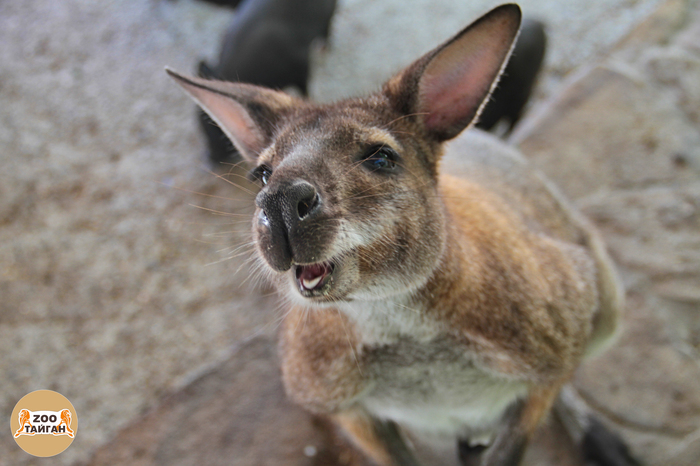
[515,1,700,464]
[1,0,698,465]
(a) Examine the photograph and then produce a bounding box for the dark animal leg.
[556,385,641,466]
[476,18,547,136]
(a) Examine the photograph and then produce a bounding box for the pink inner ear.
[420,41,500,136]
[195,90,265,156]
[166,70,267,161]
[415,7,519,140]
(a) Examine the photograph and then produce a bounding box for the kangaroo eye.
[362,146,397,172]
[250,165,273,186]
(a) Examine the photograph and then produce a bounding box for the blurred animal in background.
[475,18,547,136]
[195,0,338,165]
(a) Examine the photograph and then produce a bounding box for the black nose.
[255,180,322,271]
[257,180,320,225]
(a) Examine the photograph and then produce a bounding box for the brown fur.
[333,409,397,466]
[167,4,622,465]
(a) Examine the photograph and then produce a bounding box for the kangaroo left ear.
[384,4,522,141]
[166,68,299,163]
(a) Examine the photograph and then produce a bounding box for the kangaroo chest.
[357,337,529,438]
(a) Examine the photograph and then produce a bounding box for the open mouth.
[295,261,334,296]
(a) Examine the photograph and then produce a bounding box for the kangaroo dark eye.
[362,146,397,172]
[250,165,273,186]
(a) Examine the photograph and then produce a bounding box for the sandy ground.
[1,0,698,464]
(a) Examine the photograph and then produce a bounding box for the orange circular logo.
[10,390,77,457]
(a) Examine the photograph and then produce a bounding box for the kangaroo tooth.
[302,275,323,290]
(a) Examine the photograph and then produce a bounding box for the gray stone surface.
[87,336,370,466]
[1,0,697,465]
[0,1,266,464]
[515,1,700,464]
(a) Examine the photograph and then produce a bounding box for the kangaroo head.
[168,4,521,305]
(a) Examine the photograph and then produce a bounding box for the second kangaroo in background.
[168,4,636,465]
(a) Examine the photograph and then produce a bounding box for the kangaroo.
[167,4,631,465]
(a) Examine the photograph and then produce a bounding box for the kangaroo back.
[443,130,622,357]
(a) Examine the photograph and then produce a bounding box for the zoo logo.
[14,409,75,438]
[10,390,78,457]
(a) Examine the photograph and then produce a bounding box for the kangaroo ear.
[166,68,298,163]
[384,4,522,141]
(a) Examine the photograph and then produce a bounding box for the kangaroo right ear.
[166,69,298,163]
[384,4,522,142]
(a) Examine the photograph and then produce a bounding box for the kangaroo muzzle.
[255,179,323,271]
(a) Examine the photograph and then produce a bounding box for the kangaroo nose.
[256,180,320,226]
[255,180,322,271]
